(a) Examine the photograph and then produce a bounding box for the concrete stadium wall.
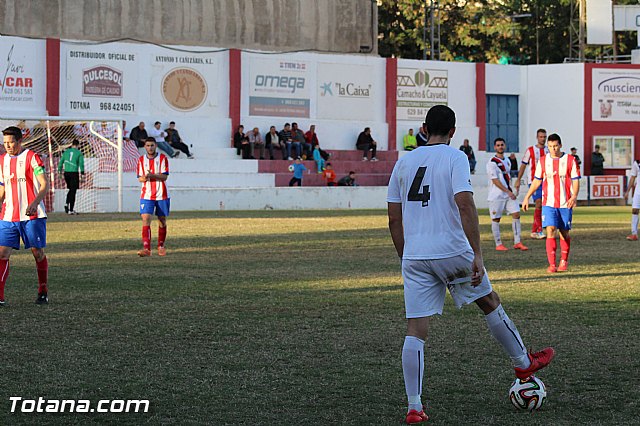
[0,0,378,55]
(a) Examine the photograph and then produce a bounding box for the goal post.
[0,117,136,214]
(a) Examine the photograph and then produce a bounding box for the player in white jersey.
[137,137,170,257]
[624,159,640,241]
[486,137,528,251]
[0,126,50,306]
[387,105,554,424]
[515,129,549,239]
[523,134,580,273]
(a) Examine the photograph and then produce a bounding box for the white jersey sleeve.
[521,147,532,165]
[452,151,473,195]
[387,166,402,203]
[631,161,639,187]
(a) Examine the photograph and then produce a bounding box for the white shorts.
[402,251,493,318]
[488,199,520,219]
[633,188,640,209]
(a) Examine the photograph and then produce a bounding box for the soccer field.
[1,207,638,425]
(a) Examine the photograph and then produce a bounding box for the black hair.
[145,137,157,143]
[72,139,80,146]
[2,126,22,141]
[536,128,547,135]
[425,105,456,137]
[154,121,161,126]
[494,137,506,145]
[170,121,176,125]
[547,133,562,145]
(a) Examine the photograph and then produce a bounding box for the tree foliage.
[378,0,638,64]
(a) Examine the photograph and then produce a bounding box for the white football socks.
[402,336,425,412]
[485,305,530,369]
[491,221,502,246]
[512,218,521,244]
[632,214,638,235]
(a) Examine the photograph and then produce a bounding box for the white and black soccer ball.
[288,164,295,172]
[509,376,547,411]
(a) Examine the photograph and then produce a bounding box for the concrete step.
[324,150,398,162]
[258,159,396,174]
[123,172,275,188]
[170,159,258,173]
[274,172,390,187]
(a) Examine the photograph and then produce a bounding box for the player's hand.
[515,180,521,191]
[25,202,38,216]
[508,191,517,200]
[522,197,529,211]
[566,197,577,209]
[471,254,485,287]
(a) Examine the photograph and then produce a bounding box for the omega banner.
[316,63,376,121]
[248,57,312,118]
[396,67,448,121]
[592,68,640,121]
[150,51,219,115]
[63,44,140,116]
[0,36,46,114]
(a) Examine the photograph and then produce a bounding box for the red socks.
[158,226,167,248]
[36,256,48,293]
[533,208,542,233]
[142,226,151,250]
[546,238,557,267]
[560,237,571,262]
[0,259,9,300]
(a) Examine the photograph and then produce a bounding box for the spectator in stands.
[459,138,476,174]
[165,121,194,159]
[416,124,428,146]
[279,123,296,160]
[289,157,307,186]
[233,125,246,156]
[130,121,148,148]
[312,143,325,173]
[591,145,605,175]
[292,123,311,159]
[570,147,582,172]
[305,125,319,147]
[323,162,337,186]
[403,128,417,151]
[509,153,519,179]
[265,125,282,160]
[356,127,378,162]
[122,120,130,141]
[149,121,177,157]
[338,171,357,186]
[247,127,265,160]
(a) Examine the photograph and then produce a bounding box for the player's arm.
[521,178,542,211]
[625,176,636,198]
[0,184,4,205]
[148,173,168,182]
[26,169,49,216]
[454,191,484,286]
[387,202,404,258]
[491,178,516,200]
[515,163,527,191]
[567,178,580,209]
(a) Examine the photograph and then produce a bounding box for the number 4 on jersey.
[408,166,431,207]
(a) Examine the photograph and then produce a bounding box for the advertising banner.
[63,44,140,116]
[396,68,448,121]
[0,37,46,114]
[150,51,220,116]
[590,175,624,199]
[248,58,311,118]
[592,68,640,121]
[316,63,376,120]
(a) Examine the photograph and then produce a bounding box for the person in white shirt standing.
[487,137,528,252]
[387,105,554,424]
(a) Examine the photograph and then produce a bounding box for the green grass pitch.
[0,207,638,425]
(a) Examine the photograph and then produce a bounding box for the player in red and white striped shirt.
[136,137,170,257]
[0,126,50,306]
[523,134,581,273]
[515,129,549,239]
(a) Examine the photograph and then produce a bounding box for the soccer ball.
[288,164,295,172]
[509,376,547,411]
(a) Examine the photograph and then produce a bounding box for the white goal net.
[0,118,138,213]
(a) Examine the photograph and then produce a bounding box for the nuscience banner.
[396,68,448,121]
[0,36,46,115]
[592,68,640,121]
[316,63,376,121]
[62,44,141,116]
